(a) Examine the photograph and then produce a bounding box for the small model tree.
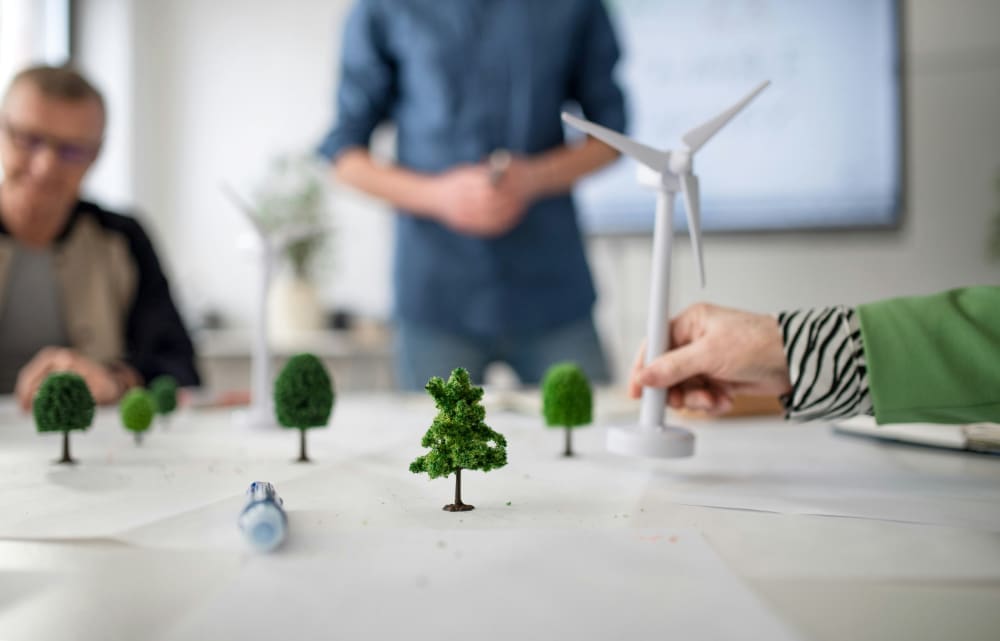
[410,368,508,512]
[274,353,334,462]
[33,372,95,464]
[149,375,178,426]
[542,362,593,457]
[120,388,155,445]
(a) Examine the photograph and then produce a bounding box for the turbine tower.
[224,185,328,430]
[562,80,769,457]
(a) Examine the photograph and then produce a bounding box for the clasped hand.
[431,157,538,237]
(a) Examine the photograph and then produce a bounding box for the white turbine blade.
[221,182,267,237]
[681,80,770,153]
[561,112,670,173]
[679,172,705,287]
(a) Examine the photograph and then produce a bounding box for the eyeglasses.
[0,118,100,165]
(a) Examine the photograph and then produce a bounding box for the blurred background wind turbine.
[562,80,769,457]
[222,184,329,430]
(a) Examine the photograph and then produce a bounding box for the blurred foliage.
[252,154,333,279]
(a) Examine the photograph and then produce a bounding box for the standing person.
[318,0,627,390]
[0,65,200,409]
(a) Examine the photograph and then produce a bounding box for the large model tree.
[149,375,178,427]
[274,353,334,462]
[33,372,95,464]
[410,368,507,511]
[542,362,593,457]
[120,388,155,445]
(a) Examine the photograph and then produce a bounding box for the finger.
[683,385,733,415]
[15,354,56,412]
[668,387,684,409]
[635,343,706,390]
[75,357,122,405]
[682,387,716,412]
[712,392,734,415]
[52,349,76,371]
[628,340,647,399]
[448,209,489,236]
[671,304,711,350]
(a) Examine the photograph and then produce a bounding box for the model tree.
[33,372,95,464]
[149,375,178,427]
[274,353,334,462]
[410,367,508,512]
[120,388,155,445]
[542,362,593,457]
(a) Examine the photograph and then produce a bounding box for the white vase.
[268,273,325,348]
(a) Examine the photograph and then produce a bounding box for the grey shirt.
[0,244,69,392]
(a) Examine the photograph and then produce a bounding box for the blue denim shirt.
[318,0,626,337]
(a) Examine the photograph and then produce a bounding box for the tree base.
[442,503,474,512]
[562,451,574,458]
[295,455,311,463]
[55,456,76,465]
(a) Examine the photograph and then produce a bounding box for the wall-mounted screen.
[575,0,902,234]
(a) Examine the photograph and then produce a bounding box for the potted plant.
[250,153,333,344]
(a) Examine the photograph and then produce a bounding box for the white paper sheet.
[0,540,244,641]
[0,401,419,540]
[657,420,1000,531]
[160,529,802,641]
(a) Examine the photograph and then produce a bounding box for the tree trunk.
[564,427,574,457]
[134,432,143,446]
[297,428,310,462]
[58,430,74,464]
[443,467,474,512]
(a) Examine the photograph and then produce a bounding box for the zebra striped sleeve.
[776,306,874,421]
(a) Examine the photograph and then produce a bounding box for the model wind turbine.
[223,184,328,430]
[562,80,769,458]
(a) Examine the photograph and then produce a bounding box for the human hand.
[488,156,540,233]
[628,303,792,415]
[15,347,128,411]
[429,159,536,237]
[429,165,504,236]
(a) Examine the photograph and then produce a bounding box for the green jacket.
[858,286,1000,424]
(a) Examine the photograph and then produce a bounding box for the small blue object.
[238,481,287,552]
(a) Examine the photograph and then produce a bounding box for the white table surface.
[1,391,998,641]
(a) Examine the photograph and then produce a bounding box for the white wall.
[78,0,392,328]
[77,0,999,382]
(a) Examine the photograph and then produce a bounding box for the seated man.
[0,65,199,409]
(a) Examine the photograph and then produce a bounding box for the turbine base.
[233,406,278,430]
[606,423,695,458]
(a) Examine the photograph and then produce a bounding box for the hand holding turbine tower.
[562,80,770,458]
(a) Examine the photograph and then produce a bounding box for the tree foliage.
[542,362,593,429]
[33,373,95,433]
[149,375,178,415]
[274,353,334,429]
[120,388,155,434]
[410,368,507,479]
